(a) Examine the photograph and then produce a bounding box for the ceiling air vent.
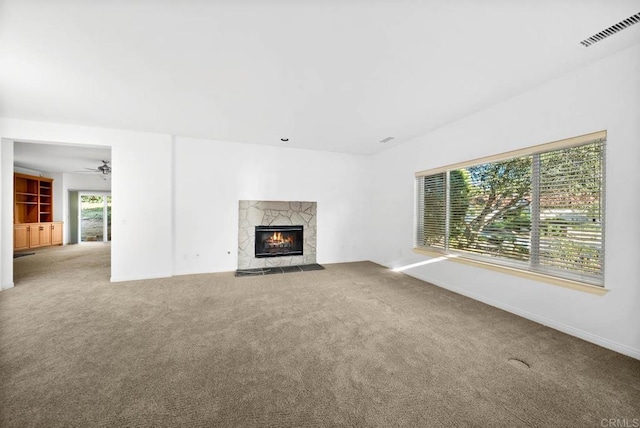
[380,137,395,144]
[580,12,640,47]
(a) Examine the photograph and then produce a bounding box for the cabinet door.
[14,225,30,251]
[40,223,52,246]
[29,224,41,248]
[51,223,63,245]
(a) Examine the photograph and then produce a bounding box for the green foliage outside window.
[418,139,604,284]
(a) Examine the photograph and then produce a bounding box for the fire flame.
[267,232,293,244]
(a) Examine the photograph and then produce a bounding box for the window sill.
[412,248,609,296]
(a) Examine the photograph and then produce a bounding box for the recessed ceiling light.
[280,138,289,142]
[380,137,395,143]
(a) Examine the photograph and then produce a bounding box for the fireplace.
[238,201,316,269]
[255,225,304,258]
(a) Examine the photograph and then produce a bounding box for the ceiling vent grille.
[580,12,640,47]
[380,136,395,143]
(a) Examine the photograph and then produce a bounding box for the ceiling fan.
[84,160,111,175]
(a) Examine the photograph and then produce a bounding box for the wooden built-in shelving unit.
[13,173,63,251]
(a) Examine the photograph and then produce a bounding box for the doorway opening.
[80,193,111,242]
[7,140,112,289]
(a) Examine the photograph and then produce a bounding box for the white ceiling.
[13,142,111,174]
[1,1,639,155]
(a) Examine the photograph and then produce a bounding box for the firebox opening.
[255,225,303,258]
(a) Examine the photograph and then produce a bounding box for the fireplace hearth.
[255,225,303,258]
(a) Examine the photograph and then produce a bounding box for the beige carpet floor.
[1,244,639,427]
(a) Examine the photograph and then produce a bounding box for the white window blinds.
[415,132,606,286]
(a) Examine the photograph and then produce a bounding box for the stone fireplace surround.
[238,200,317,270]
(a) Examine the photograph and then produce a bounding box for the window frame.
[414,130,607,295]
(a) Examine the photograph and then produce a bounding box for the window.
[415,131,606,287]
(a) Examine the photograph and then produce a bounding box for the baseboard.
[110,272,172,283]
[172,267,231,276]
[1,282,15,290]
[400,270,640,361]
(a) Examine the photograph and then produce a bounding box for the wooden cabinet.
[14,174,39,224]
[38,180,53,223]
[29,223,51,248]
[41,224,52,246]
[14,225,29,251]
[15,173,53,223]
[13,173,63,251]
[51,222,63,245]
[13,222,63,250]
[29,224,42,248]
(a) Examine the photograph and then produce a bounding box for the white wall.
[369,44,640,359]
[1,121,371,284]
[63,172,112,193]
[49,172,64,223]
[173,136,371,275]
[14,165,45,175]
[0,139,14,289]
[0,119,173,283]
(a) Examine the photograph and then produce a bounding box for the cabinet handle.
[39,226,44,230]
